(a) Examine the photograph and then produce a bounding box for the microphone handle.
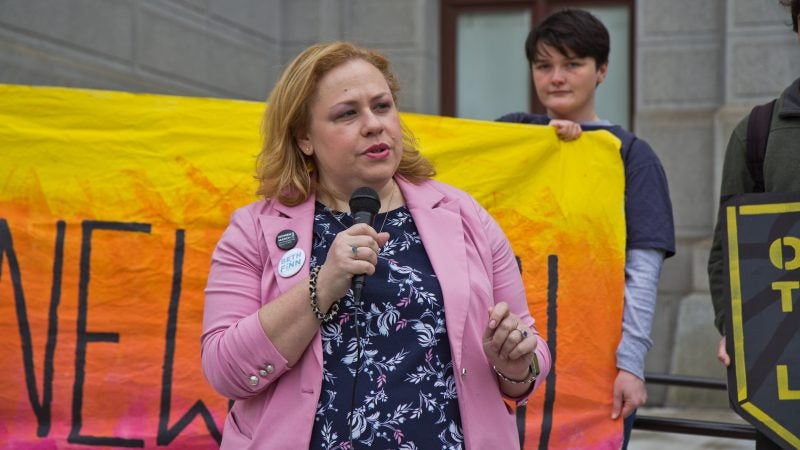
[352,211,374,226]
[351,211,375,301]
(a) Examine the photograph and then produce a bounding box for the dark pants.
[621,410,636,449]
[756,430,783,449]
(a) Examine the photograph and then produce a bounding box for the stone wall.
[638,0,800,407]
[0,0,439,112]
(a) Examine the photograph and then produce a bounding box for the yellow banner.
[0,84,624,449]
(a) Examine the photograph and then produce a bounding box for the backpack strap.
[746,99,777,193]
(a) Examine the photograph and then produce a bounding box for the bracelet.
[493,354,540,385]
[309,265,339,322]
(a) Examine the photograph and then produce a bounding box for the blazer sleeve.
[474,196,552,395]
[201,206,290,400]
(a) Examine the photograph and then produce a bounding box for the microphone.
[349,187,381,301]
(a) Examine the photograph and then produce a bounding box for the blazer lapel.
[258,197,317,296]
[400,178,470,370]
[257,195,324,370]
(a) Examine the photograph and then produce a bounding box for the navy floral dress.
[309,202,464,450]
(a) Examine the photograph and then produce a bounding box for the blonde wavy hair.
[256,41,435,205]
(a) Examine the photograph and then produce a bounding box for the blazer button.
[248,375,259,386]
[259,364,274,378]
[461,367,467,378]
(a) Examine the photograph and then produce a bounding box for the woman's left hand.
[482,302,537,381]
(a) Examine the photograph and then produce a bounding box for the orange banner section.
[414,116,626,449]
[0,84,624,449]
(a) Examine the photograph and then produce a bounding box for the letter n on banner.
[722,192,800,449]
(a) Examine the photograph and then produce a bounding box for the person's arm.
[709,118,752,334]
[201,207,298,400]
[708,210,731,369]
[473,197,551,399]
[708,116,751,366]
[612,135,675,418]
[612,248,664,418]
[256,222,387,364]
[201,207,387,400]
[616,249,664,379]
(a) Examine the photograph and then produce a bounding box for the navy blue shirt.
[309,203,464,449]
[497,112,675,257]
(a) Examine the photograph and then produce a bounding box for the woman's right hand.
[315,223,390,307]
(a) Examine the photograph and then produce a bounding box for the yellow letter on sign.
[771,281,798,313]
[769,236,800,270]
[777,365,800,400]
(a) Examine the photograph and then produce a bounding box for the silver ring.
[351,245,358,256]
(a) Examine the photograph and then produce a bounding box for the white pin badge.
[278,248,305,278]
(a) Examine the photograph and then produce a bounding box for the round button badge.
[276,229,298,250]
[278,248,305,278]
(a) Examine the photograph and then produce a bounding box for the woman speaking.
[201,41,551,449]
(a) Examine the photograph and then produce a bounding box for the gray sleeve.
[616,248,665,380]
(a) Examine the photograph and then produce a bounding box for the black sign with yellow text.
[723,192,800,449]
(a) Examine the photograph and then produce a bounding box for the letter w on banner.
[0,84,625,449]
[722,192,800,449]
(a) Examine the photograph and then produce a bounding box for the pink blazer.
[202,177,551,449]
